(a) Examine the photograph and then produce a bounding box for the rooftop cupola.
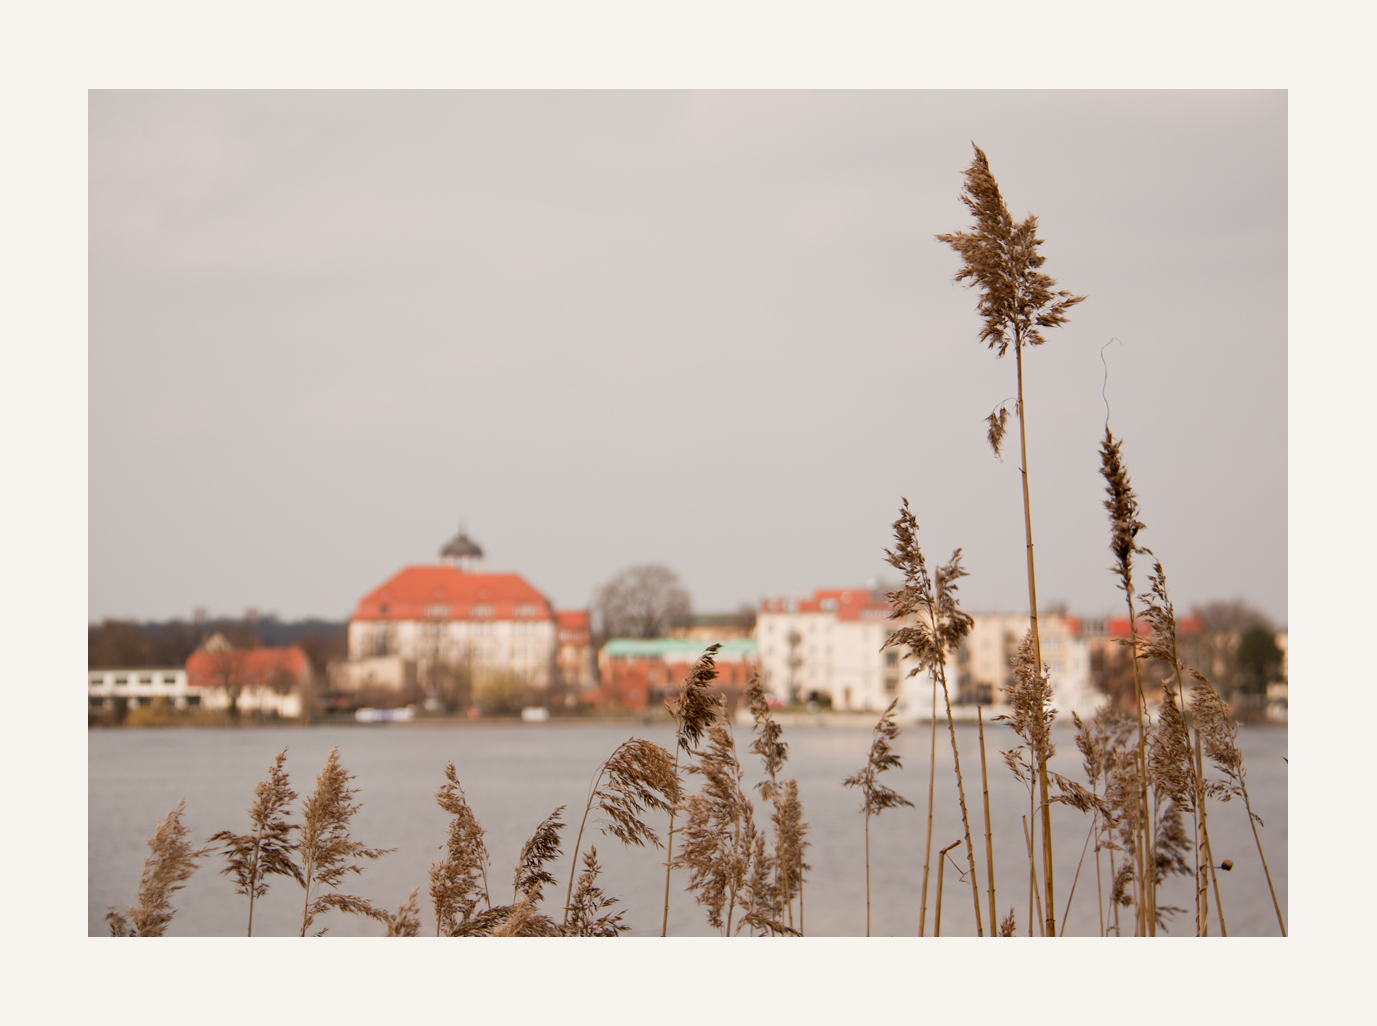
[440,523,484,571]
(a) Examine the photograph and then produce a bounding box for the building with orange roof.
[336,527,580,701]
[185,633,312,718]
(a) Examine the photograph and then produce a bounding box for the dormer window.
[470,603,494,618]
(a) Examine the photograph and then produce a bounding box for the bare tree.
[593,565,691,642]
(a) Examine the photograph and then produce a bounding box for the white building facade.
[756,588,943,714]
[89,667,197,710]
[343,564,558,690]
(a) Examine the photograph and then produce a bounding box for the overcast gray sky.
[89,90,1287,625]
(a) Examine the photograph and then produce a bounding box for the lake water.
[89,719,1287,937]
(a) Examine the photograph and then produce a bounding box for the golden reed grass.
[939,143,1085,937]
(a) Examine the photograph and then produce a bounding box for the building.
[185,634,311,718]
[755,588,940,713]
[337,528,561,699]
[556,610,595,691]
[956,612,1098,715]
[594,637,759,712]
[89,666,198,711]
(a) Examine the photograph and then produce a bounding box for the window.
[89,676,104,687]
[470,603,494,618]
[163,675,179,685]
[885,651,899,667]
[425,603,451,618]
[114,676,128,686]
[515,603,541,617]
[139,675,153,685]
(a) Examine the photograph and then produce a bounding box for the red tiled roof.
[186,646,309,689]
[759,588,893,620]
[1107,615,1202,638]
[351,565,553,622]
[557,610,589,630]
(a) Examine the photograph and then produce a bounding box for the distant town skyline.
[89,91,1287,626]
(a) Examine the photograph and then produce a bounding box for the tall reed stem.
[1014,340,1056,939]
[660,745,681,937]
[863,808,872,937]
[1023,815,1044,937]
[1241,783,1286,936]
[934,660,983,935]
[978,707,997,937]
[919,678,938,935]
[1196,727,1227,936]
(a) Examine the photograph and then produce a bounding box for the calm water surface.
[89,720,1287,937]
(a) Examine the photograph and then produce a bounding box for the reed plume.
[747,674,809,934]
[297,746,392,937]
[564,846,628,936]
[674,719,762,934]
[661,644,722,936]
[429,762,491,936]
[1136,559,1209,933]
[563,738,678,929]
[939,145,1085,936]
[383,888,421,937]
[106,799,208,937]
[1191,675,1287,935]
[207,747,302,937]
[844,698,913,936]
[883,499,980,934]
[1100,426,1155,934]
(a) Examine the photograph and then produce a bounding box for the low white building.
[957,612,1099,716]
[89,667,198,710]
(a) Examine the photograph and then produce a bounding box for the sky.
[88,90,1287,625]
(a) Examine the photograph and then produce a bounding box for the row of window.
[89,674,181,687]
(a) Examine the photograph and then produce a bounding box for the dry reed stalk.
[844,699,914,937]
[919,674,938,935]
[938,145,1084,938]
[1021,816,1044,937]
[564,737,678,929]
[1191,677,1285,935]
[999,908,1017,936]
[747,675,809,935]
[1195,726,1226,936]
[999,631,1059,937]
[934,840,962,937]
[107,799,209,937]
[883,500,982,934]
[661,645,722,936]
[674,719,762,934]
[429,762,491,936]
[297,746,392,937]
[207,747,302,937]
[1137,560,1208,933]
[1100,426,1156,934]
[978,707,997,937]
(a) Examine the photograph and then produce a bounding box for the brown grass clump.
[297,746,393,936]
[107,799,209,937]
[844,699,913,936]
[207,747,302,937]
[429,762,491,936]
